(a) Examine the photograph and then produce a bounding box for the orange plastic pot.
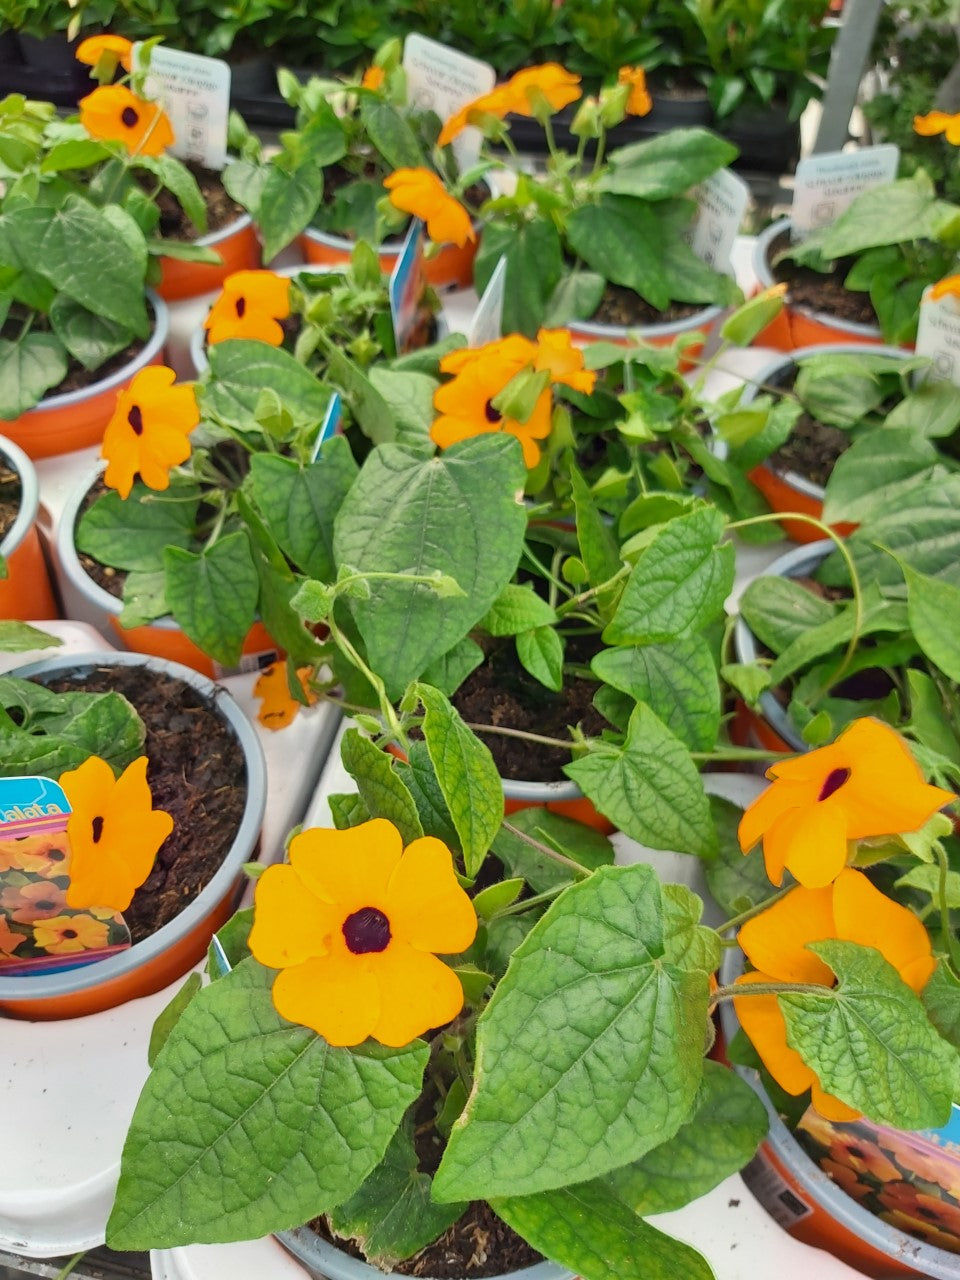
[752,218,886,351]
[156,214,260,302]
[300,224,478,290]
[0,651,266,1020]
[0,435,57,620]
[0,295,169,461]
[566,304,724,371]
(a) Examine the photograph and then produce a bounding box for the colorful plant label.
[916,286,960,387]
[311,392,343,461]
[792,144,900,237]
[132,43,231,170]
[389,219,427,352]
[403,34,496,170]
[0,776,131,975]
[688,168,750,275]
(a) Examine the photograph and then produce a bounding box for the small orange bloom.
[879,1182,960,1241]
[204,270,291,346]
[0,880,67,923]
[33,913,110,955]
[738,717,956,888]
[914,111,960,146]
[79,85,174,157]
[0,835,68,876]
[930,275,960,302]
[75,34,133,72]
[248,818,477,1047]
[506,64,582,117]
[254,662,318,731]
[102,365,199,500]
[60,755,173,913]
[733,868,936,1121]
[0,916,25,957]
[361,65,385,91]
[438,85,518,147]
[617,66,652,117]
[826,1134,902,1184]
[535,328,597,393]
[821,1159,873,1202]
[384,168,476,249]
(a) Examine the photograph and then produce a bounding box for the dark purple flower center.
[819,767,851,802]
[35,898,56,912]
[62,928,78,940]
[342,906,391,954]
[235,296,246,317]
[484,399,501,424]
[121,106,139,128]
[128,404,144,436]
[91,816,104,843]
[47,847,65,862]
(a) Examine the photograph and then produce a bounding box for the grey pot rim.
[733,539,835,753]
[753,218,884,341]
[275,1222,572,1280]
[0,649,267,1003]
[0,434,40,561]
[21,291,170,415]
[565,301,725,342]
[717,949,960,1279]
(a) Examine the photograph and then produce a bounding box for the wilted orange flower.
[102,365,199,501]
[617,66,652,117]
[79,85,174,157]
[734,867,935,1120]
[384,168,476,248]
[0,880,67,923]
[535,328,597,393]
[254,662,318,731]
[33,913,110,955]
[204,270,291,346]
[361,65,385,90]
[914,111,960,146]
[60,755,173,913]
[248,818,477,1047]
[738,717,955,888]
[75,34,133,72]
[0,917,24,957]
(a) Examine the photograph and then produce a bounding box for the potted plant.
[0,433,58,620]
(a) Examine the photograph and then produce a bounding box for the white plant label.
[791,144,899,238]
[469,256,507,346]
[132,43,231,170]
[688,168,750,275]
[403,34,495,169]
[916,286,960,387]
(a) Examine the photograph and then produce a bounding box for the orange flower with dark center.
[617,66,653,117]
[384,168,476,248]
[248,818,477,1047]
[738,717,955,888]
[102,365,199,501]
[0,835,68,876]
[361,65,385,90]
[821,1159,873,1202]
[75,34,133,72]
[879,1183,960,1241]
[79,85,174,157]
[33,913,110,955]
[433,338,552,467]
[914,111,960,146]
[733,867,935,1121]
[827,1134,902,1184]
[0,879,67,923]
[0,917,24,957]
[204,270,291,346]
[60,755,173,913]
[254,662,318,731]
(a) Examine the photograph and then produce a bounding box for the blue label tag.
[311,392,343,462]
[389,218,427,354]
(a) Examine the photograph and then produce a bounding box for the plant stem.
[494,884,567,918]
[55,1254,86,1280]
[716,886,792,935]
[691,747,792,761]
[710,980,829,1008]
[465,721,574,750]
[501,819,593,877]
[327,614,408,749]
[934,841,960,974]
[556,563,630,615]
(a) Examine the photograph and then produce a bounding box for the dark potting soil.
[310,1200,543,1278]
[770,411,850,487]
[769,229,879,329]
[451,639,606,782]
[0,459,21,543]
[589,282,705,328]
[152,162,245,242]
[0,308,151,401]
[42,665,247,942]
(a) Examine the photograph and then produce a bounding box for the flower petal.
[774,800,851,889]
[385,836,477,954]
[248,863,339,969]
[831,867,935,993]
[273,952,379,1045]
[369,941,466,1046]
[289,819,403,914]
[738,884,836,985]
[832,719,956,840]
[733,972,819,1097]
[738,777,809,853]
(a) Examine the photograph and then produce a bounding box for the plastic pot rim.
[0,434,40,561]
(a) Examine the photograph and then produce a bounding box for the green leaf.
[118,569,168,629]
[0,620,61,652]
[480,583,557,636]
[923,959,960,1051]
[202,341,332,433]
[136,154,208,235]
[420,636,485,696]
[394,739,460,850]
[474,221,563,336]
[814,176,940,259]
[886,379,960,439]
[210,907,254,974]
[766,585,906,686]
[738,575,835,654]
[907,670,960,767]
[516,625,564,692]
[0,678,144,778]
[340,728,424,845]
[566,196,670,312]
[605,507,734,645]
[822,429,938,525]
[600,128,738,201]
[329,792,372,830]
[49,295,133,372]
[704,795,776,916]
[781,939,958,1128]
[258,161,325,261]
[106,958,428,1248]
[333,437,526,698]
[0,332,67,417]
[794,353,901,429]
[543,270,606,326]
[369,367,437,447]
[493,808,614,894]
[163,530,259,668]
[569,464,621,619]
[360,98,424,169]
[604,1061,767,1214]
[495,1179,713,1280]
[76,482,199,573]
[415,683,502,879]
[895,865,960,908]
[148,973,202,1069]
[902,560,960,683]
[433,864,709,1201]
[40,138,112,172]
[591,636,720,751]
[564,702,715,858]
[328,1121,465,1268]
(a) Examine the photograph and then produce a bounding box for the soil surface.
[769,229,879,328]
[42,664,248,942]
[770,411,850,486]
[152,162,245,242]
[589,282,705,328]
[0,307,152,402]
[0,458,20,543]
[311,1201,543,1278]
[451,638,606,782]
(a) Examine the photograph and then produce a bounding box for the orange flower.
[248,818,477,1047]
[738,717,955,888]
[204,270,291,346]
[534,328,597,393]
[879,1132,960,1186]
[0,916,25,957]
[914,111,960,146]
[821,1159,873,1202]
[0,879,67,923]
[617,66,652,117]
[506,64,582,117]
[384,168,476,249]
[33,913,110,955]
[432,339,552,467]
[361,65,385,90]
[60,755,173,913]
[879,1182,960,1241]
[733,868,936,1121]
[0,835,68,876]
[75,34,133,72]
[826,1134,902,1184]
[102,365,199,501]
[254,662,318,731]
[930,275,960,302]
[438,85,519,147]
[79,85,174,157]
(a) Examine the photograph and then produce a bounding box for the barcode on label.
[742,1152,814,1227]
